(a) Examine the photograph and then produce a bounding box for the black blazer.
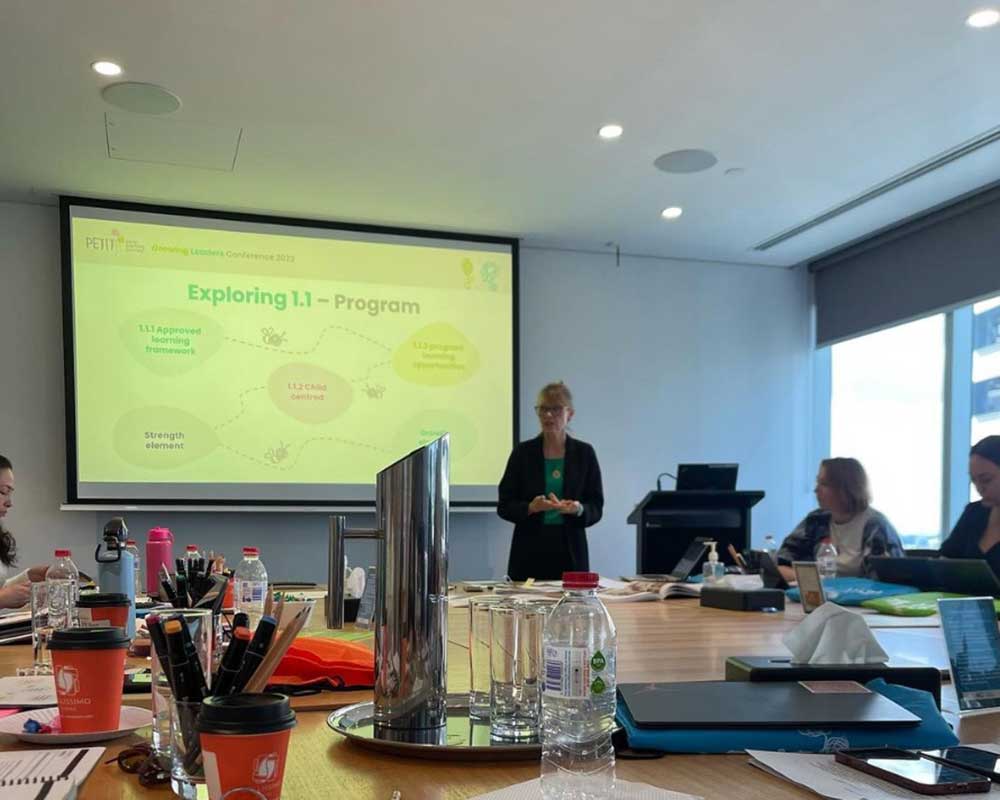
[940,501,1000,576]
[497,434,604,581]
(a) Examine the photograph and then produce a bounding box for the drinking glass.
[30,582,52,674]
[489,602,546,740]
[468,596,505,718]
[151,609,213,758]
[170,699,205,799]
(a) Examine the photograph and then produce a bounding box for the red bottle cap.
[125,539,137,547]
[54,548,72,558]
[186,545,199,552]
[562,571,599,589]
[242,546,260,556]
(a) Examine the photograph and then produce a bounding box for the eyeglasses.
[108,743,171,787]
[534,405,565,416]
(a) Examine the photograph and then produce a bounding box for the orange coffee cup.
[198,694,297,800]
[76,593,130,629]
[48,627,129,733]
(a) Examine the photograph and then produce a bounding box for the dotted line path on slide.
[221,435,391,471]
[213,385,267,431]
[224,325,393,355]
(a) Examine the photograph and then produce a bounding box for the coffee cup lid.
[48,627,130,650]
[197,693,297,735]
[77,592,130,607]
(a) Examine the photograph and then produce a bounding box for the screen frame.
[60,194,519,509]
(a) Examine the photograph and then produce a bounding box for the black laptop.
[676,463,738,491]
[617,681,920,729]
[872,557,1000,597]
[624,537,709,583]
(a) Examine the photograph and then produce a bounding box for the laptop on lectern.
[676,463,738,491]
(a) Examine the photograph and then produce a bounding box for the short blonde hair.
[537,381,573,409]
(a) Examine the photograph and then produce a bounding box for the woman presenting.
[497,382,604,581]
[940,436,1000,575]
[0,455,49,608]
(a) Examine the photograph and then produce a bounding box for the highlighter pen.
[212,627,252,696]
[232,612,249,631]
[174,574,189,608]
[145,615,175,694]
[163,619,206,702]
[160,578,179,606]
[176,558,187,579]
[177,616,210,699]
[231,615,277,694]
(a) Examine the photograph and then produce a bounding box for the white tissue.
[783,602,889,665]
[346,566,366,599]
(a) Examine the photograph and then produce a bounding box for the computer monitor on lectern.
[675,463,738,491]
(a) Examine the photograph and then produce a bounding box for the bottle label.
[544,645,600,699]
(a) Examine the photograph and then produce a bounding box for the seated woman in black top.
[940,436,1000,575]
[497,382,604,581]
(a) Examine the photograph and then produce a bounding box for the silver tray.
[327,694,541,761]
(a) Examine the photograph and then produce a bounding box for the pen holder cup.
[170,699,206,799]
[151,608,213,758]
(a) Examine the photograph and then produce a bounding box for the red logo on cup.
[56,665,80,696]
[252,753,278,784]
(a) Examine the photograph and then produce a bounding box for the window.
[970,295,1000,499]
[830,315,946,548]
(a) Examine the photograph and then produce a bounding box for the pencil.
[263,587,274,618]
[243,607,308,693]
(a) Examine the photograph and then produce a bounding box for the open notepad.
[0,747,103,799]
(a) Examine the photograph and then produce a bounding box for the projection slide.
[65,202,515,504]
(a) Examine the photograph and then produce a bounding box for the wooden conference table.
[1,598,997,799]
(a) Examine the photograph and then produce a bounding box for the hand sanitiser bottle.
[541,571,617,800]
[702,541,725,583]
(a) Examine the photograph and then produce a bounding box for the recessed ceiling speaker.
[101,82,181,115]
[654,149,718,174]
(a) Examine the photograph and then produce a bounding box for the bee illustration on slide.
[363,383,386,400]
[260,327,287,347]
[264,442,289,464]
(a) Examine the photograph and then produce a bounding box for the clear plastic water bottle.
[817,539,838,581]
[45,549,80,631]
[763,534,778,560]
[541,571,617,800]
[234,546,268,629]
[125,539,142,599]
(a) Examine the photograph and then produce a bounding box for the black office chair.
[904,548,941,558]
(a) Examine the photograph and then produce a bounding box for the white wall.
[0,201,814,583]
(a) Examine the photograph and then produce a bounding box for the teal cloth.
[786,577,918,606]
[616,678,958,754]
[543,457,564,525]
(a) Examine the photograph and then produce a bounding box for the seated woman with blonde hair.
[777,457,904,581]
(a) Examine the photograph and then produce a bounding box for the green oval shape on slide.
[268,362,353,424]
[113,406,219,469]
[393,409,478,463]
[393,322,480,386]
[119,308,224,376]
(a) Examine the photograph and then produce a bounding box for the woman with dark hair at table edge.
[940,436,1000,576]
[0,454,50,608]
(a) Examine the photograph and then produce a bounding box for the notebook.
[0,747,103,798]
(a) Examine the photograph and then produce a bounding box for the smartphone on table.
[835,748,991,794]
[921,747,1000,782]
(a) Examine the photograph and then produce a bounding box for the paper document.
[747,747,1000,800]
[0,747,103,798]
[0,675,58,708]
[469,778,702,800]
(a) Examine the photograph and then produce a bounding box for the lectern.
[628,490,765,574]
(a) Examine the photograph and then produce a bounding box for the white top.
[828,508,872,578]
[0,563,28,589]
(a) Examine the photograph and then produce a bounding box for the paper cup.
[198,694,296,800]
[48,627,129,732]
[77,593,130,629]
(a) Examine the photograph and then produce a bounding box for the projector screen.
[61,197,517,506]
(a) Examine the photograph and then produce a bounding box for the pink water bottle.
[145,527,174,598]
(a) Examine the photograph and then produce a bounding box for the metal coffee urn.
[327,434,449,730]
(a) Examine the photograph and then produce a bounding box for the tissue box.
[700,586,785,612]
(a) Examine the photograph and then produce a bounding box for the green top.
[543,457,565,525]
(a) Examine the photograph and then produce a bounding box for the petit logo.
[252,753,279,784]
[56,665,80,696]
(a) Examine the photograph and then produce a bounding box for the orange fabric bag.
[266,636,375,691]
